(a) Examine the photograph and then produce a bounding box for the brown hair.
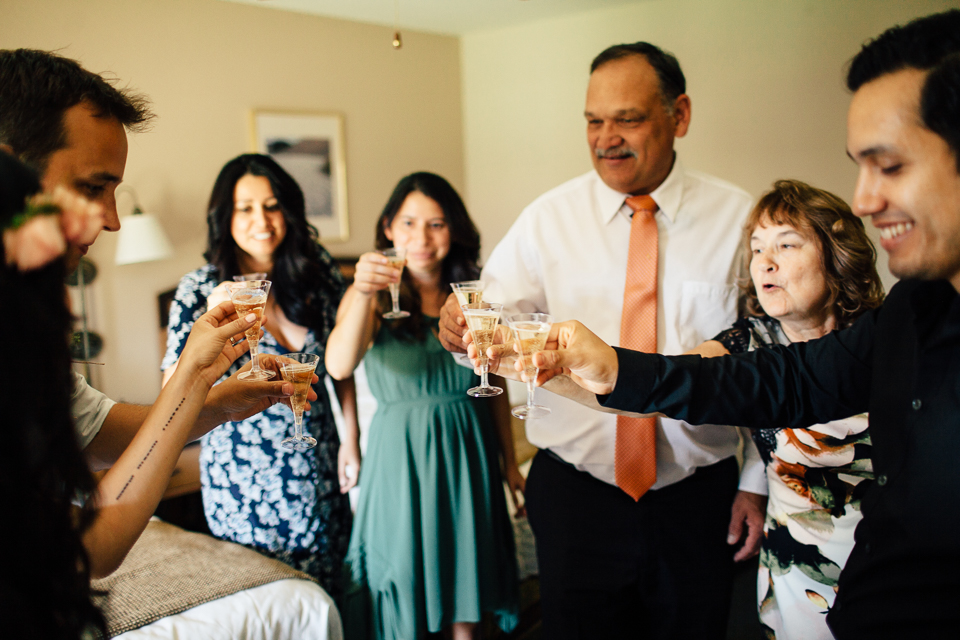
[740,179,884,329]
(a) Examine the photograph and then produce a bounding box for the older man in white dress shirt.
[439,42,767,639]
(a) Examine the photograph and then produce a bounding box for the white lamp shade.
[115,213,174,265]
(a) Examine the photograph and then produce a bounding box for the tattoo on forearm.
[116,397,186,500]
[137,440,158,469]
[163,398,186,431]
[116,475,134,500]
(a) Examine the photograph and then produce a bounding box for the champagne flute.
[509,313,553,419]
[234,272,268,282]
[451,280,484,308]
[381,247,410,319]
[229,279,275,381]
[462,302,504,397]
[279,352,320,451]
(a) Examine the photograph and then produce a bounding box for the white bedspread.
[115,578,342,640]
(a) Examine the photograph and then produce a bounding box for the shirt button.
[864,543,872,554]
[912,398,922,410]
[877,474,888,486]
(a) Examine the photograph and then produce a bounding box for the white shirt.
[481,159,767,494]
[71,370,115,449]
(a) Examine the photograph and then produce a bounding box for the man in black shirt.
[527,9,960,639]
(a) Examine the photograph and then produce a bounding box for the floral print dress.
[715,317,873,640]
[162,261,351,598]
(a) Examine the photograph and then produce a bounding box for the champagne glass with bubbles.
[229,279,275,381]
[451,280,484,309]
[509,313,553,419]
[381,247,410,319]
[462,302,504,397]
[279,353,320,451]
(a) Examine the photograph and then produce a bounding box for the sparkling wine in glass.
[381,247,410,319]
[234,272,268,282]
[229,279,275,381]
[279,352,320,451]
[462,302,504,397]
[451,280,484,308]
[509,313,553,419]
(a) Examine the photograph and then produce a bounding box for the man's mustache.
[595,146,637,159]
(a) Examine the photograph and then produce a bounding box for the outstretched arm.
[83,303,260,577]
[325,252,400,380]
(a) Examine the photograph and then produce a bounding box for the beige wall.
[5,0,957,403]
[3,0,463,403]
[461,0,957,285]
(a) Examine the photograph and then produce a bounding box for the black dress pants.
[525,451,739,640]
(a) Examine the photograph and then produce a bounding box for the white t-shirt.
[71,370,115,449]
[481,159,766,493]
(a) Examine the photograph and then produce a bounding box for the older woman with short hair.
[693,179,883,639]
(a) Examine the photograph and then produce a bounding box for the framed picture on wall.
[251,110,349,242]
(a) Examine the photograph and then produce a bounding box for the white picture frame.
[251,110,349,243]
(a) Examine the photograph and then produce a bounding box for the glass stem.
[390,285,401,313]
[294,413,304,439]
[478,358,490,388]
[248,341,260,374]
[527,378,537,408]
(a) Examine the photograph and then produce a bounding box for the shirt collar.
[598,154,685,225]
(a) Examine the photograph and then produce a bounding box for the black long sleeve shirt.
[602,279,960,639]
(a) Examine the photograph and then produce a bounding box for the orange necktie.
[616,195,659,501]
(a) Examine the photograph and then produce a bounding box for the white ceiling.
[219,0,646,36]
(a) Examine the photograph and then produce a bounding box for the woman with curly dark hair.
[327,172,520,640]
[162,154,358,599]
[690,179,884,639]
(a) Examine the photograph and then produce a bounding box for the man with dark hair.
[0,48,300,475]
[439,42,767,638]
[535,9,960,637]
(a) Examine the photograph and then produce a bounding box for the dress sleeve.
[161,270,212,371]
[601,306,877,430]
[712,317,753,354]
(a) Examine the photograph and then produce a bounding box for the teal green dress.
[342,319,520,639]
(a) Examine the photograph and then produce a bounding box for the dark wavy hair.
[740,179,884,329]
[374,172,480,340]
[846,10,960,172]
[204,154,341,333]
[0,48,154,174]
[0,152,106,637]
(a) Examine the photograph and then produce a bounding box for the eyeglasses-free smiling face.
[585,55,690,196]
[40,101,128,268]
[384,191,451,275]
[231,174,286,270]
[847,68,960,291]
[750,221,834,337]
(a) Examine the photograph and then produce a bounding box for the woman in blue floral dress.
[162,154,359,599]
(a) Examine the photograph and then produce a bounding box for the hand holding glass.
[279,352,320,451]
[381,247,410,319]
[229,280,275,381]
[509,313,553,419]
[462,302,504,397]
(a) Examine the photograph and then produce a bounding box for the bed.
[93,519,342,640]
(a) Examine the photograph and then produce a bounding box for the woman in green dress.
[326,172,521,640]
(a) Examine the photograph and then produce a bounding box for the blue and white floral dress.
[162,261,351,598]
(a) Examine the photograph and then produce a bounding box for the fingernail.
[245,313,257,322]
[282,383,293,395]
[727,534,738,544]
